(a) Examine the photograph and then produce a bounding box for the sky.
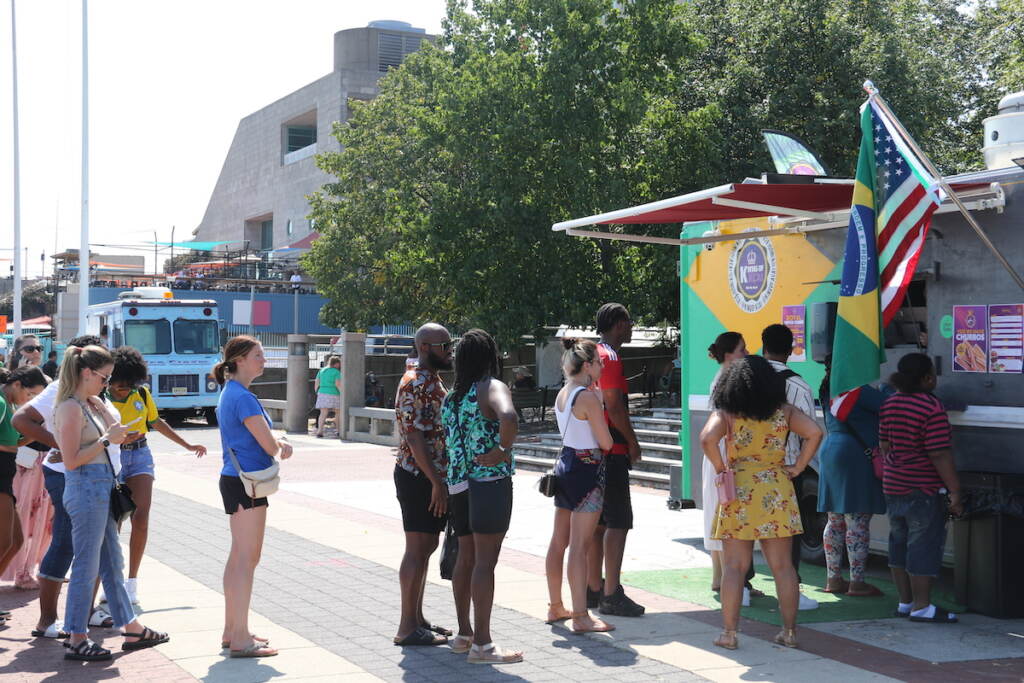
[0,0,448,278]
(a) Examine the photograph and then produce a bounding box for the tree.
[163,251,211,274]
[306,0,722,344]
[976,0,1024,109]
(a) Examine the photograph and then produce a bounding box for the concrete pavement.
[2,425,1023,682]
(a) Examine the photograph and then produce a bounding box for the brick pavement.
[143,489,705,683]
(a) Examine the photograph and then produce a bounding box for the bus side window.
[112,327,123,348]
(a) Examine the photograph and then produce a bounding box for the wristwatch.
[101,438,111,448]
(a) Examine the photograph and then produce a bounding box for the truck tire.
[204,407,218,427]
[798,470,827,565]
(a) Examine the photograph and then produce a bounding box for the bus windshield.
[174,319,219,355]
[124,319,172,354]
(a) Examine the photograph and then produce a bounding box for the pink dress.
[1,450,53,588]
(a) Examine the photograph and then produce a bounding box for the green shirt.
[0,394,20,447]
[317,367,342,396]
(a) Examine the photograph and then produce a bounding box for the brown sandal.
[714,629,738,650]
[222,634,269,649]
[569,611,615,634]
[545,602,572,624]
[773,628,799,648]
[824,578,850,594]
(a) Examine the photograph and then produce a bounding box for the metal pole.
[864,80,1024,291]
[153,230,158,276]
[249,284,255,336]
[170,225,175,274]
[293,287,299,333]
[11,0,22,338]
[78,0,90,336]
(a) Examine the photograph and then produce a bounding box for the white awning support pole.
[78,0,90,336]
[11,0,22,338]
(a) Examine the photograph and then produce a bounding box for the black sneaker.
[599,585,645,617]
[586,585,602,609]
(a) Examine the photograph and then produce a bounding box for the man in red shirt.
[588,303,646,617]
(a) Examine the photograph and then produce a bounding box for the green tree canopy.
[306,0,992,344]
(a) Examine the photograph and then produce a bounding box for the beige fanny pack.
[227,447,280,498]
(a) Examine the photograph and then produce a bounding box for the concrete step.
[631,416,681,431]
[633,428,680,445]
[513,442,676,490]
[535,434,681,459]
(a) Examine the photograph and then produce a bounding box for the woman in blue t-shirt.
[214,335,293,658]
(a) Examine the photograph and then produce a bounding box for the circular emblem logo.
[965,311,976,328]
[728,234,777,313]
[134,401,144,412]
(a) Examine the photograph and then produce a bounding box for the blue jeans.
[63,463,136,633]
[886,490,947,578]
[38,467,73,582]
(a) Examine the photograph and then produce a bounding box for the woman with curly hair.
[700,355,822,651]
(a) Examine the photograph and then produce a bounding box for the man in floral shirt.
[393,323,454,647]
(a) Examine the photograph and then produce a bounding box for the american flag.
[868,102,942,325]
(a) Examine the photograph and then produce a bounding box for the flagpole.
[79,0,90,335]
[11,0,22,338]
[863,80,1024,291]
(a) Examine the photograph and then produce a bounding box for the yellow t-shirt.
[111,387,159,434]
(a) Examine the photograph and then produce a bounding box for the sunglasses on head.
[21,345,43,353]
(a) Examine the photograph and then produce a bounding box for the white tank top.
[555,386,600,450]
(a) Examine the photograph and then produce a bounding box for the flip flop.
[222,634,269,649]
[394,627,447,646]
[823,579,850,594]
[845,584,884,597]
[230,642,279,658]
[909,606,958,623]
[569,613,615,634]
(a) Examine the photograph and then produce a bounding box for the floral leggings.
[824,512,872,582]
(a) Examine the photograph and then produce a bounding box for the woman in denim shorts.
[53,345,169,661]
[107,347,207,608]
[878,353,962,624]
[545,338,615,635]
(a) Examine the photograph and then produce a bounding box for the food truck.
[87,287,223,423]
[553,91,1024,614]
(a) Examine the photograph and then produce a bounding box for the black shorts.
[219,474,269,515]
[450,478,513,537]
[600,454,633,530]
[394,465,447,535]
[0,454,16,504]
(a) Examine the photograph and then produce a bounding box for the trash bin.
[953,471,1024,618]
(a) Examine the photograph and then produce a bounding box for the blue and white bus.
[87,287,223,424]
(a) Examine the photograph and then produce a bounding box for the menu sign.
[781,305,807,362]
[952,305,988,373]
[988,304,1024,374]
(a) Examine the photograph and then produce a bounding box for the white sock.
[897,602,913,614]
[910,604,936,618]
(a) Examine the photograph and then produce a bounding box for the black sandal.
[121,626,170,650]
[393,627,447,646]
[422,622,453,637]
[64,638,113,661]
[909,606,958,623]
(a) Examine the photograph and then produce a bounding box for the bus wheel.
[204,408,218,427]
[798,471,827,565]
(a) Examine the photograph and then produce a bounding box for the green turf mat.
[622,564,965,626]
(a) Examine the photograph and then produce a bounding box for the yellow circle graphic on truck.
[728,234,777,313]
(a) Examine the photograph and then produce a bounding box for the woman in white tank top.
[544,339,615,635]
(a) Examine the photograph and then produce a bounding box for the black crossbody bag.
[78,399,137,523]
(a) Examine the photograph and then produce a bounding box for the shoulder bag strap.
[226,446,247,476]
[75,398,117,472]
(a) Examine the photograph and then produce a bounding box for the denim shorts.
[886,490,947,577]
[118,444,155,482]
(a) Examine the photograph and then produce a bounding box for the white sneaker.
[798,592,819,610]
[742,587,751,607]
[125,578,141,610]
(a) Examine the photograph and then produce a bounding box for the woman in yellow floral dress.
[700,356,822,650]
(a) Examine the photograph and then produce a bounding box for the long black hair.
[0,365,48,391]
[712,355,787,421]
[451,329,500,399]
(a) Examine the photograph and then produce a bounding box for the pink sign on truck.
[952,305,988,373]
[781,305,807,362]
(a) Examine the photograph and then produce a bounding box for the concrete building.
[193,21,434,256]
